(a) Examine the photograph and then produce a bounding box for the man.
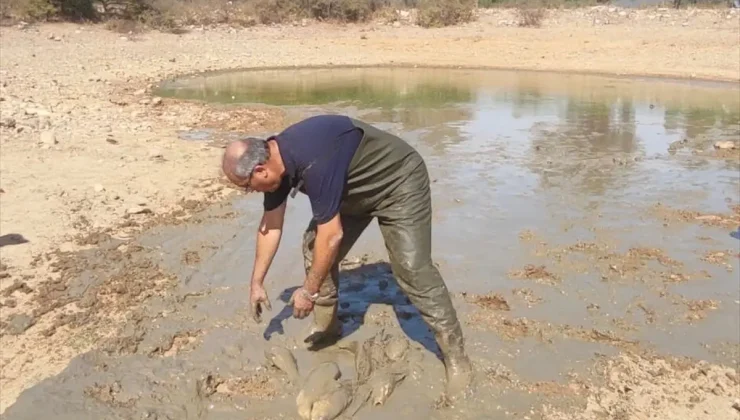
[221,114,473,400]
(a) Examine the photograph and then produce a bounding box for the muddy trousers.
[302,161,473,398]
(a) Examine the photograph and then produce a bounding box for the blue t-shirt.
[263,114,363,224]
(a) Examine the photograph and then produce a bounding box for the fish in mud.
[296,362,342,420]
[264,346,300,383]
[310,380,354,420]
[368,365,407,406]
[383,336,409,362]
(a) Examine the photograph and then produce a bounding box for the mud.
[3,67,740,419]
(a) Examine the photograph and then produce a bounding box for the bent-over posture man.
[221,114,473,400]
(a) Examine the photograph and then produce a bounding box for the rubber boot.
[303,303,342,349]
[435,324,474,403]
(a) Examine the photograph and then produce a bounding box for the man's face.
[245,165,282,193]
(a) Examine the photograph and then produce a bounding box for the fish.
[310,380,353,420]
[383,336,409,362]
[368,365,407,406]
[264,346,300,383]
[296,362,342,420]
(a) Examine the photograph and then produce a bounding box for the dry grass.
[416,0,476,27]
[516,6,545,27]
[0,0,478,28]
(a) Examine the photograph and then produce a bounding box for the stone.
[1,118,16,128]
[93,184,105,193]
[151,97,163,106]
[6,314,35,335]
[131,196,147,206]
[40,130,57,145]
[126,207,152,215]
[134,89,146,96]
[714,141,736,150]
[393,21,401,28]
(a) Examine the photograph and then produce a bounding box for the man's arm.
[303,213,343,295]
[250,200,287,288]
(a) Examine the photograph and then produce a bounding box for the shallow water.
[6,67,739,420]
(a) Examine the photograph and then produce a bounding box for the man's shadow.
[263,262,440,358]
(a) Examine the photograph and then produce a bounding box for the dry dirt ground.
[0,5,739,416]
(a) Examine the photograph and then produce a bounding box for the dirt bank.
[1,5,739,414]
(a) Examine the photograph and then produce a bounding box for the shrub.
[416,0,476,28]
[516,7,544,27]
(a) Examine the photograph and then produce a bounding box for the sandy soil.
[1,5,739,416]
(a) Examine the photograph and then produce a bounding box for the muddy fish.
[264,346,300,383]
[310,380,353,420]
[296,362,342,420]
[335,339,374,384]
[368,365,407,406]
[383,336,409,362]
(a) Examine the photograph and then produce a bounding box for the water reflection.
[156,66,740,202]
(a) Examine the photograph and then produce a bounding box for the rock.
[38,116,51,130]
[609,7,617,12]
[40,130,57,146]
[619,11,627,17]
[93,184,105,193]
[714,141,736,150]
[134,89,146,96]
[393,21,401,28]
[1,118,16,128]
[732,400,740,412]
[131,196,147,206]
[5,314,35,335]
[151,97,163,106]
[126,207,152,215]
[148,149,163,159]
[25,108,51,117]
[139,99,150,105]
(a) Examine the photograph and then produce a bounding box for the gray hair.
[234,137,270,178]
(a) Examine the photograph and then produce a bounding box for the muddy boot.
[303,303,342,350]
[436,326,474,403]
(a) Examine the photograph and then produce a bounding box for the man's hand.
[289,288,315,319]
[250,284,272,323]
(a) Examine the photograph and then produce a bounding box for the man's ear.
[253,165,267,177]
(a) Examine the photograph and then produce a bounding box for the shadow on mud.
[263,262,440,357]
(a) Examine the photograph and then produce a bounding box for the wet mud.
[4,68,740,419]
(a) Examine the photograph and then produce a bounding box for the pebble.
[134,89,146,96]
[151,97,163,106]
[40,130,57,145]
[6,313,35,335]
[1,118,16,128]
[714,141,736,150]
[126,206,152,215]
[93,184,105,193]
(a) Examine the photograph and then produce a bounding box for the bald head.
[221,137,270,187]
